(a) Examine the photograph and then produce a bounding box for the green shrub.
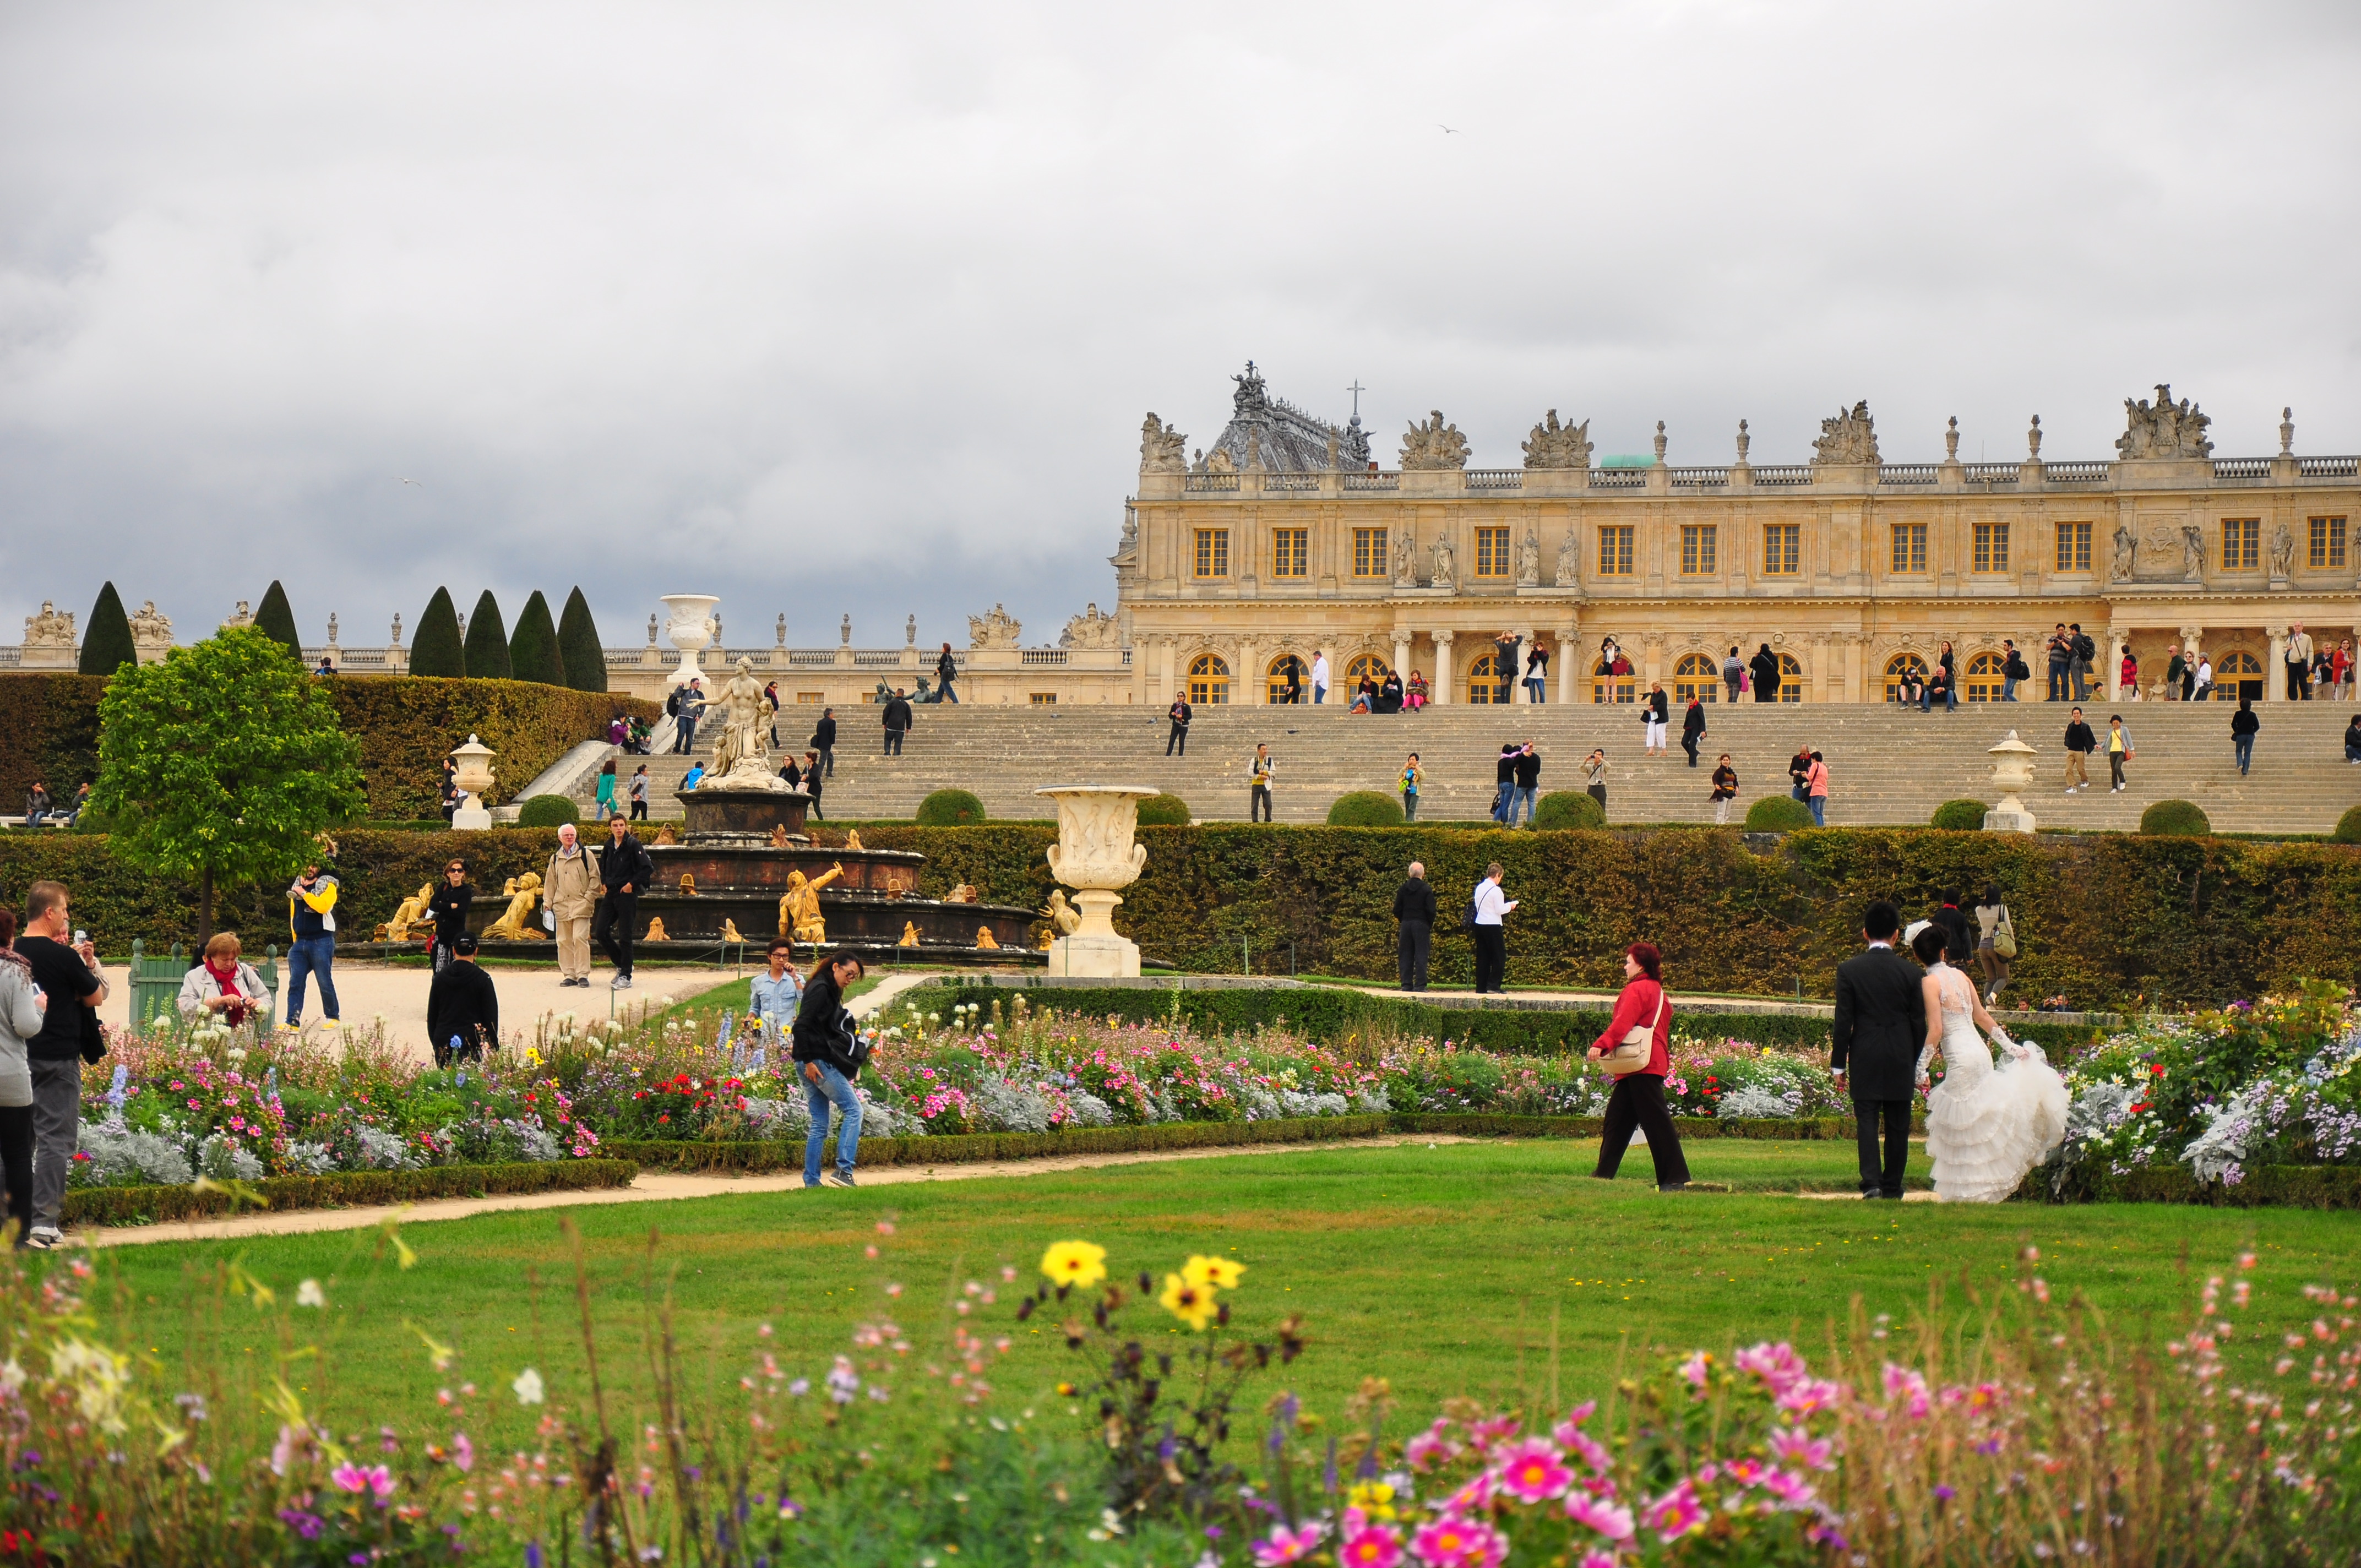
[410,589,465,678]
[463,591,512,679]
[2141,799,2212,837]
[1326,791,1405,826]
[0,673,106,808]
[253,580,302,658]
[1135,792,1191,826]
[556,587,608,693]
[78,582,138,676]
[515,793,580,828]
[2335,804,2361,845]
[1930,799,1990,831]
[507,591,567,687]
[915,788,986,826]
[1745,795,1815,831]
[1532,791,1604,831]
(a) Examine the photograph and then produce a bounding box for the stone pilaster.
[1432,631,1455,705]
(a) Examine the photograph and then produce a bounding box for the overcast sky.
[4,0,2358,655]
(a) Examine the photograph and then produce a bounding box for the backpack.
[1462,891,1481,935]
[2074,634,2096,663]
[2005,652,2030,680]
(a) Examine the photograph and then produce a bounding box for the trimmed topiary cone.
[78,582,138,675]
[253,580,302,658]
[463,590,511,679]
[509,591,566,687]
[557,587,608,693]
[410,588,465,678]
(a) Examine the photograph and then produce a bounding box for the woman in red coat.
[1585,941,1691,1191]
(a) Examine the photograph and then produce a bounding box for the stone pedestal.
[451,800,493,831]
[1046,890,1139,977]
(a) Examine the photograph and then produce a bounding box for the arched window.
[1187,652,1231,706]
[1343,652,1392,690]
[1672,652,1720,705]
[1465,652,1500,704]
[1963,651,2008,703]
[2213,649,2263,700]
[1265,653,1305,705]
[1775,653,1804,703]
[1883,652,1928,704]
[1591,657,1637,705]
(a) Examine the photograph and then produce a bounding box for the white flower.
[513,1367,546,1405]
[296,1280,326,1309]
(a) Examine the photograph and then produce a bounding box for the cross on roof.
[1346,380,1366,417]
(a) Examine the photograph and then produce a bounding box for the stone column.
[1513,624,1537,703]
[1158,637,1177,705]
[2106,628,2127,702]
[1432,631,1455,705]
[1558,623,1580,703]
[2266,625,2288,701]
[1391,632,1411,685]
[1237,637,1261,704]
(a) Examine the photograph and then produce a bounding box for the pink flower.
[1405,1420,1462,1472]
[329,1463,395,1501]
[1490,1438,1574,1504]
[453,1433,474,1473]
[1775,1378,1843,1416]
[1733,1341,1808,1392]
[1643,1480,1704,1543]
[1465,1415,1520,1453]
[1762,1468,1817,1506]
[1881,1364,1932,1419]
[1337,1521,1404,1568]
[1562,1494,1635,1540]
[1769,1426,1835,1470]
[1441,1471,1495,1515]
[1677,1351,1712,1390]
[1410,1515,1506,1568]
[1577,1554,1619,1568]
[1253,1522,1325,1565]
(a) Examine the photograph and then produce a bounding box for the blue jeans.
[1808,796,1826,827]
[1312,685,1326,705]
[286,936,338,1022]
[2233,736,2254,775]
[2001,677,2019,703]
[1491,782,1511,822]
[939,681,958,704]
[1508,785,1536,825]
[1523,677,1545,703]
[803,1063,862,1185]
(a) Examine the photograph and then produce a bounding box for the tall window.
[1883,652,1929,703]
[1973,522,2010,574]
[1763,524,1801,576]
[1963,651,2007,703]
[1672,652,1718,704]
[2223,518,2260,570]
[1352,527,1388,578]
[1271,527,1307,578]
[1193,529,1229,578]
[2054,521,2092,573]
[1465,652,1502,705]
[1185,652,1230,705]
[1890,523,1927,574]
[2310,516,2348,569]
[1597,525,1634,576]
[1344,652,1392,690]
[1680,524,1717,575]
[1475,526,1511,578]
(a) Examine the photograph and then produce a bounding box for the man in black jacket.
[2061,707,2097,793]
[813,709,837,777]
[1392,861,1437,992]
[1831,900,1927,1199]
[1166,696,1192,756]
[595,815,655,990]
[882,689,913,756]
[426,934,501,1064]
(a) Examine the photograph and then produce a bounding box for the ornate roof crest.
[1810,401,1880,466]
[1399,411,1470,470]
[2116,384,2213,460]
[1521,410,1592,470]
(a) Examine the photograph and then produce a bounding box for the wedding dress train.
[1921,962,2069,1203]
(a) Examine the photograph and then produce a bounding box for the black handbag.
[78,999,106,1065]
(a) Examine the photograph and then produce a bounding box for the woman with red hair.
[1584,941,1691,1192]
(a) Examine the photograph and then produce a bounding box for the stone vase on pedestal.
[1034,786,1156,977]
[661,594,720,690]
[1982,731,2037,834]
[450,734,496,831]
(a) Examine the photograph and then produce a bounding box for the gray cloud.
[4,0,2358,650]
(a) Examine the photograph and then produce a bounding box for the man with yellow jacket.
[285,862,341,1030]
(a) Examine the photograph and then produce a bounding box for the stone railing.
[1464,468,1524,490]
[1183,472,1241,493]
[1878,464,1939,486]
[1752,465,1814,487]
[1667,466,1729,491]
[1962,462,2021,486]
[1147,455,2361,497]
[2211,458,2272,483]
[2043,461,2110,486]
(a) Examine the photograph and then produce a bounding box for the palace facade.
[1106,366,2361,707]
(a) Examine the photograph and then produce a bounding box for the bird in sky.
[1438,124,1461,134]
[393,476,421,486]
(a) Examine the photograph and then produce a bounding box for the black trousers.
[1397,922,1430,991]
[1472,925,1506,993]
[1250,784,1272,822]
[629,798,648,820]
[1682,734,1701,766]
[0,1103,29,1245]
[1593,1073,1690,1186]
[1853,1097,1912,1197]
[1167,723,1188,756]
[593,891,638,978]
[884,729,904,756]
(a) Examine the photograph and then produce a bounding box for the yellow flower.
[1346,1480,1396,1520]
[1183,1255,1245,1291]
[1040,1240,1108,1289]
[1159,1272,1218,1331]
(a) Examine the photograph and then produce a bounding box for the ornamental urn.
[1033,785,1157,976]
[1983,731,2037,834]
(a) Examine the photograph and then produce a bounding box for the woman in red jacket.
[1585,942,1691,1192]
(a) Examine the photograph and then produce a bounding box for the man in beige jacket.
[544,823,601,986]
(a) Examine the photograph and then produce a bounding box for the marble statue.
[482,873,546,941]
[1517,530,1542,587]
[1400,411,1470,470]
[1391,529,1418,587]
[2270,522,2295,579]
[967,603,1021,649]
[706,655,780,785]
[22,602,73,649]
[1043,890,1082,938]
[375,883,434,943]
[840,613,851,646]
[2181,521,2207,581]
[2117,384,2214,460]
[975,925,1000,950]
[1430,537,1456,591]
[1061,603,1122,649]
[222,601,253,630]
[2111,521,2137,582]
[905,614,916,646]
[1201,446,1237,474]
[643,917,670,942]
[899,921,921,947]
[1553,524,1580,588]
[129,600,173,654]
[778,864,845,943]
[945,883,978,903]
[1521,410,1592,470]
[1810,401,1880,466]
[1140,413,1189,473]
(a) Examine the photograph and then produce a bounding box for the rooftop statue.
[1061,603,1122,650]
[1139,413,1188,473]
[967,603,1021,649]
[1810,401,1880,466]
[22,602,73,647]
[2117,384,2214,460]
[1400,411,1470,470]
[129,600,173,650]
[1521,410,1593,470]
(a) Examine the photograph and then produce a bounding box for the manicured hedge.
[2141,799,2212,837]
[606,1113,1392,1172]
[61,1158,639,1227]
[0,673,108,808]
[2029,1164,2361,1210]
[1327,791,1404,826]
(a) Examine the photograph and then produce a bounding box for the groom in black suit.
[1831,900,1927,1199]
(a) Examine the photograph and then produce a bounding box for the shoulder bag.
[1992,906,2017,960]
[1600,985,1669,1078]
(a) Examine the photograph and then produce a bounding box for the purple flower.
[1934,1484,1956,1502]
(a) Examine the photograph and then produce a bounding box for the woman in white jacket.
[177,933,269,1028]
[0,910,48,1245]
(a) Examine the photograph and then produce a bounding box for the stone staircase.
[576,701,2361,834]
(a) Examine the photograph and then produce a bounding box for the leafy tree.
[253,580,303,659]
[410,588,465,678]
[463,591,511,679]
[556,586,608,693]
[89,627,366,946]
[78,582,138,675]
[508,591,565,686]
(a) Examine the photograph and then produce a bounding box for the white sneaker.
[25,1226,61,1250]
[611,974,633,990]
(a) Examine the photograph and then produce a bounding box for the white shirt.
[1472,879,1509,926]
[1310,656,1330,687]
[2196,660,2212,683]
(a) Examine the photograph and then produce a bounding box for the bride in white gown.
[1907,925,2069,1202]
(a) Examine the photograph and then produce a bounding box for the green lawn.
[93,1139,2354,1450]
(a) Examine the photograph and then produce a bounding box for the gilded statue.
[899,921,921,947]
[643,917,670,942]
[482,873,546,941]
[842,828,864,851]
[721,918,747,944]
[376,882,434,943]
[678,873,698,896]
[1042,890,1081,938]
[769,824,789,848]
[655,824,678,845]
[778,863,846,944]
[975,925,1000,950]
